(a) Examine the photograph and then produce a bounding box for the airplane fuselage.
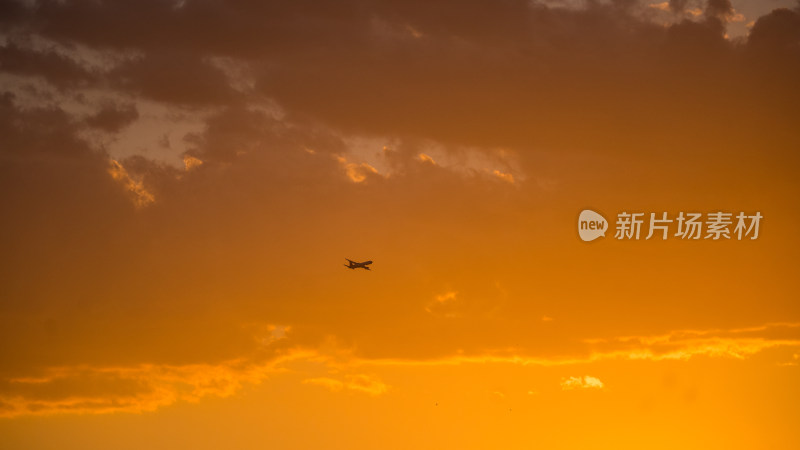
[345,259,372,270]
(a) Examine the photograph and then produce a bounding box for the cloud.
[492,169,514,184]
[111,52,239,106]
[303,374,388,396]
[355,323,800,367]
[418,153,436,164]
[748,7,800,52]
[0,321,796,417]
[650,2,671,12]
[0,0,794,154]
[668,0,688,14]
[425,291,461,318]
[84,102,139,133]
[582,323,800,360]
[704,0,733,19]
[561,375,605,390]
[303,377,346,392]
[183,154,204,171]
[107,159,155,207]
[337,155,380,183]
[0,40,96,88]
[0,349,312,417]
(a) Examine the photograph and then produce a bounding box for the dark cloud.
[748,6,800,53]
[112,52,238,106]
[84,102,139,132]
[0,0,29,26]
[254,3,755,155]
[0,40,95,88]
[704,0,733,18]
[0,1,796,151]
[0,92,96,159]
[23,0,373,57]
[669,0,689,13]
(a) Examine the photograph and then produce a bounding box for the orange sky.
[1,0,799,449]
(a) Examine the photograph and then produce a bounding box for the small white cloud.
[560,375,605,390]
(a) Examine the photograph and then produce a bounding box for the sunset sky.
[1,0,799,448]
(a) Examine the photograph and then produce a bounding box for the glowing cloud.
[303,374,388,396]
[492,169,515,184]
[183,154,204,171]
[418,153,437,164]
[561,375,605,390]
[107,160,155,207]
[336,155,379,183]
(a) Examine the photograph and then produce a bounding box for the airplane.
[344,259,372,270]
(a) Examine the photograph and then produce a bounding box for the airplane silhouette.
[344,259,372,270]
